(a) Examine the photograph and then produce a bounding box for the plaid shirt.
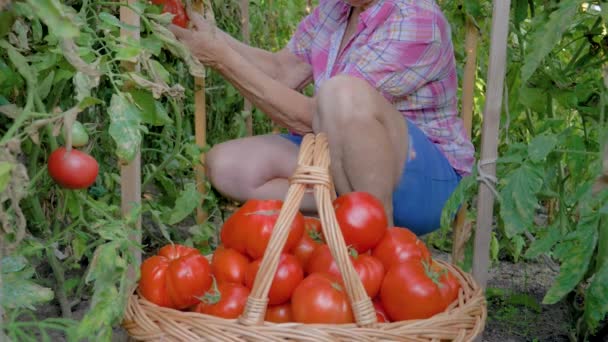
[287,0,475,175]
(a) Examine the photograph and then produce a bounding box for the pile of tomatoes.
[138,192,460,324]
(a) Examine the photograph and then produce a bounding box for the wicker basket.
[122,133,487,341]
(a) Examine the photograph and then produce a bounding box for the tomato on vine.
[47,147,99,189]
[151,0,189,28]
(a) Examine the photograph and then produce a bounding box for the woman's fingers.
[189,12,207,29]
[169,24,191,41]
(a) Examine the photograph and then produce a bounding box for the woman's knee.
[205,142,235,192]
[315,75,378,130]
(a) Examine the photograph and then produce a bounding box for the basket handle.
[238,133,377,327]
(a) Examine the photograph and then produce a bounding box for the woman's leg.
[313,75,410,225]
[205,134,317,212]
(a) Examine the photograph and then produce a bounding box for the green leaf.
[524,223,562,259]
[518,87,547,113]
[490,232,500,262]
[520,0,580,85]
[72,286,121,341]
[543,213,599,304]
[25,0,79,39]
[513,0,529,29]
[499,164,544,237]
[0,161,14,193]
[98,12,139,31]
[73,71,100,102]
[165,183,202,225]
[584,262,608,333]
[511,235,526,262]
[1,255,27,274]
[37,70,55,100]
[113,37,143,62]
[141,36,163,56]
[108,94,144,163]
[440,170,477,231]
[128,89,173,126]
[2,273,55,309]
[1,40,36,83]
[463,0,482,18]
[2,256,54,309]
[528,133,558,162]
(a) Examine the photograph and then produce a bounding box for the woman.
[170,0,474,236]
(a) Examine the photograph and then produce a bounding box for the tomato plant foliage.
[0,0,607,340]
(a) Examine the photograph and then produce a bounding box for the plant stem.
[142,99,184,187]
[46,248,72,319]
[0,91,34,145]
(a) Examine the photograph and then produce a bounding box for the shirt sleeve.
[341,12,443,101]
[286,5,322,65]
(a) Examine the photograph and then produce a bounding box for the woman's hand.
[169,13,227,67]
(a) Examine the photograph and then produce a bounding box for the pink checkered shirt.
[287,0,475,175]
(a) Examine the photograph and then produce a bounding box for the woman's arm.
[171,23,315,134]
[190,14,312,90]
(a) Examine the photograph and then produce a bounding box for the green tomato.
[64,121,89,147]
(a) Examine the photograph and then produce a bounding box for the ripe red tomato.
[304,217,323,238]
[245,253,303,305]
[333,192,388,253]
[210,246,250,285]
[292,234,321,270]
[291,273,354,324]
[306,245,384,298]
[380,258,454,321]
[372,227,431,271]
[47,147,98,189]
[432,261,460,305]
[139,244,212,310]
[265,302,293,323]
[373,299,390,323]
[221,200,305,260]
[193,282,250,319]
[151,0,189,28]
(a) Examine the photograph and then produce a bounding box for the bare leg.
[313,75,409,225]
[205,134,317,213]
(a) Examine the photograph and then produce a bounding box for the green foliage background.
[0,0,606,340]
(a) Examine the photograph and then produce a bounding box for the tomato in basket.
[245,253,303,305]
[139,244,212,310]
[220,199,305,259]
[306,245,385,298]
[291,273,354,324]
[333,192,388,253]
[372,227,431,271]
[380,258,459,321]
[193,282,250,319]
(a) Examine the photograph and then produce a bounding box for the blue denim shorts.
[281,119,462,236]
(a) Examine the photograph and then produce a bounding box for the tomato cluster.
[138,192,461,323]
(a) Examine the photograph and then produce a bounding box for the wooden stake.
[240,0,253,136]
[193,0,208,225]
[119,0,141,275]
[473,0,511,290]
[452,18,480,264]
